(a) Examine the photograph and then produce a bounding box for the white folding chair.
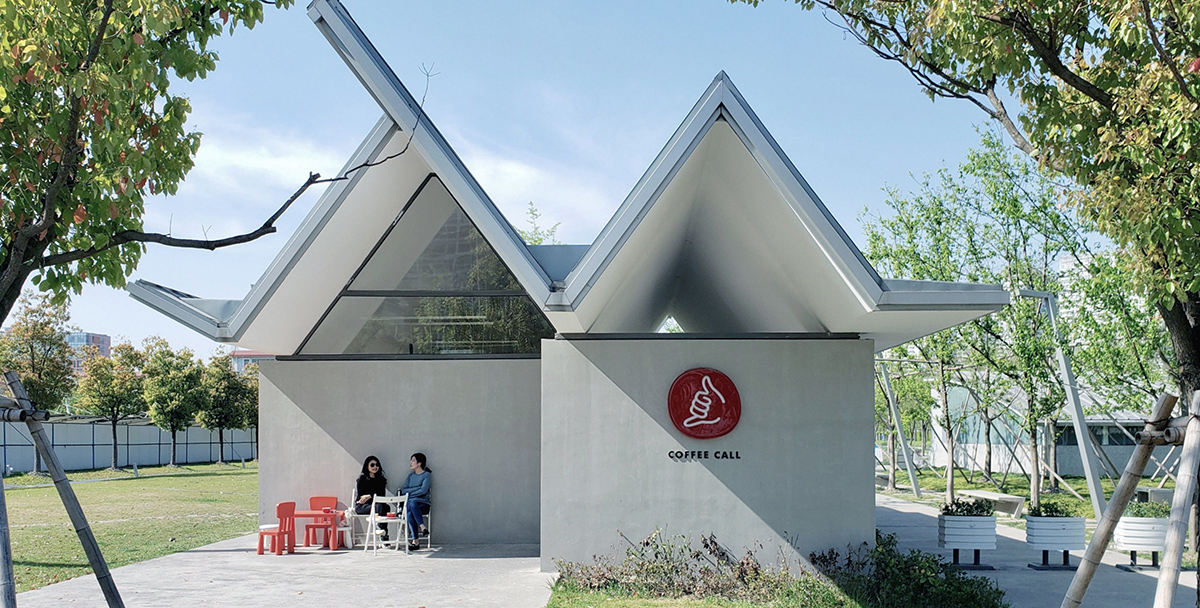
[343,487,373,548]
[364,494,408,555]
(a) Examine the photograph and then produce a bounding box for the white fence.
[1,420,257,472]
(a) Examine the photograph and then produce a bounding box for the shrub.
[554,529,1009,608]
[1027,502,1072,517]
[940,499,994,517]
[1124,500,1172,518]
[813,531,1009,608]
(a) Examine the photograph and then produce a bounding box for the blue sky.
[57,0,989,357]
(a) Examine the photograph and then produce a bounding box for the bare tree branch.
[1139,0,1198,105]
[977,11,1113,110]
[39,66,441,269]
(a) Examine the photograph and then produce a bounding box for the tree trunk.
[169,431,177,467]
[983,409,994,481]
[940,362,954,503]
[1155,299,1200,608]
[888,425,897,491]
[1029,422,1041,509]
[1047,418,1059,490]
[109,419,118,470]
[216,428,225,464]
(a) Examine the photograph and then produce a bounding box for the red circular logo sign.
[668,368,741,439]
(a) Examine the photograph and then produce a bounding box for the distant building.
[230,349,274,373]
[67,332,111,374]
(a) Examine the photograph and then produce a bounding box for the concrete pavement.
[15,536,554,608]
[877,493,1199,607]
[17,495,1198,607]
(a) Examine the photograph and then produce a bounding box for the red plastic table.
[294,509,342,549]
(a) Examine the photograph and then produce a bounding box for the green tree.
[864,133,1103,507]
[76,342,143,469]
[199,353,252,464]
[0,291,75,411]
[0,0,293,325]
[142,336,202,466]
[241,361,259,458]
[516,202,560,245]
[734,0,1200,398]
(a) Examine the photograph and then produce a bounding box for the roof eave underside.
[127,114,399,343]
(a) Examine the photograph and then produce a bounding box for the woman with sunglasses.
[353,455,391,539]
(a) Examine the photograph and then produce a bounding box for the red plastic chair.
[257,501,296,555]
[304,496,341,549]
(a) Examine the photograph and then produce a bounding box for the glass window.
[349,178,523,292]
[302,295,553,355]
[1056,426,1077,446]
[300,175,556,356]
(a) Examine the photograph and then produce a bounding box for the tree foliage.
[0,290,75,410]
[735,0,1200,393]
[0,0,291,323]
[142,335,202,465]
[864,132,1168,503]
[198,353,253,463]
[76,341,143,469]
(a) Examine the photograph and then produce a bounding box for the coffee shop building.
[132,0,1008,569]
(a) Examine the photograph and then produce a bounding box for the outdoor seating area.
[258,492,431,556]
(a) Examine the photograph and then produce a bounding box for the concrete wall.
[540,338,875,571]
[258,359,541,544]
[1,421,255,472]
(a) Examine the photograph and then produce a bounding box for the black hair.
[411,452,429,472]
[359,455,386,483]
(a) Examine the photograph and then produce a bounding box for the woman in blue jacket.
[401,452,431,550]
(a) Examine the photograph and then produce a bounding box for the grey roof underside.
[128,115,399,342]
[128,1,1007,346]
[528,245,589,283]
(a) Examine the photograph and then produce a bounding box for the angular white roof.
[130,0,1008,355]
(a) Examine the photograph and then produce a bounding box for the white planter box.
[1025,516,1086,551]
[1113,517,1169,552]
[938,515,997,550]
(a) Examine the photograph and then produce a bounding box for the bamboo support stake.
[1153,392,1200,608]
[4,372,125,608]
[0,458,13,608]
[1061,392,1178,608]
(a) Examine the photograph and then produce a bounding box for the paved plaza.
[15,494,1200,607]
[877,493,1199,607]
[16,538,554,608]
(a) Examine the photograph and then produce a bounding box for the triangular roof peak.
[541,71,1007,348]
[130,0,1007,354]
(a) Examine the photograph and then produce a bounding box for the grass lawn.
[6,462,257,592]
[548,587,864,608]
[879,466,1175,518]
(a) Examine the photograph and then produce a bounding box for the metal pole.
[1021,289,1106,519]
[878,362,922,498]
[4,372,124,608]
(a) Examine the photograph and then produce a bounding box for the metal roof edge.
[127,280,234,341]
[711,75,886,308]
[559,75,728,306]
[307,0,553,304]
[127,114,400,344]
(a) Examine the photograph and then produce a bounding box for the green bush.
[554,529,1009,608]
[1124,500,1172,518]
[940,499,994,516]
[815,532,1009,608]
[1027,502,1072,517]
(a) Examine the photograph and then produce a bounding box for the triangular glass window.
[299,176,554,356]
[349,177,522,292]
